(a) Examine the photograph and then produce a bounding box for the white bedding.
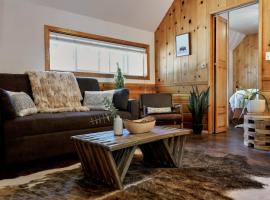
[229,89,258,111]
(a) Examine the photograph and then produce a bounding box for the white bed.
[229,89,258,111]
[229,89,258,124]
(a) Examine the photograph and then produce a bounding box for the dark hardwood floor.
[186,126,270,167]
[0,126,269,179]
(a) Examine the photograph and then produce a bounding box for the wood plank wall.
[155,0,258,130]
[261,0,270,91]
[99,83,156,100]
[233,34,258,90]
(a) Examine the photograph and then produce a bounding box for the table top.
[72,126,191,151]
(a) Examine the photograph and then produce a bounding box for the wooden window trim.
[44,25,150,80]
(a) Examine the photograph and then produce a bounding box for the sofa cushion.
[0,89,17,119]
[113,88,129,110]
[4,111,111,139]
[117,111,132,120]
[140,93,172,108]
[83,90,114,110]
[76,77,100,97]
[6,91,38,117]
[0,74,33,97]
[4,110,132,139]
[146,107,172,114]
[148,113,182,121]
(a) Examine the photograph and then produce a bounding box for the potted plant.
[188,86,210,134]
[89,97,123,136]
[114,63,124,89]
[240,90,268,113]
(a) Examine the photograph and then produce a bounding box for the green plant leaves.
[188,86,210,124]
[114,62,125,89]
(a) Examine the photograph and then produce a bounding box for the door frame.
[208,0,261,134]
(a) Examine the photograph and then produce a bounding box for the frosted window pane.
[77,44,99,72]
[127,52,144,76]
[122,54,128,74]
[49,33,147,78]
[50,40,76,71]
[110,49,123,73]
[99,47,110,73]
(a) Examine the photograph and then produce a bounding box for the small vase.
[192,124,203,134]
[114,115,123,136]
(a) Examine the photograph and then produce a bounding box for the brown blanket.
[27,71,89,113]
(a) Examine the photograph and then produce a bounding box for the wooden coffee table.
[71,126,191,189]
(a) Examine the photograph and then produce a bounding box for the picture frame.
[176,33,191,57]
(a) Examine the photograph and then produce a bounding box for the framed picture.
[176,33,191,57]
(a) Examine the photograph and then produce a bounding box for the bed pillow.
[147,107,172,114]
[83,91,114,110]
[6,91,37,117]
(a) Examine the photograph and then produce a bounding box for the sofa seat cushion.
[4,111,112,139]
[147,113,182,121]
[4,110,133,139]
[117,111,132,120]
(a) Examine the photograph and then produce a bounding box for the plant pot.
[247,99,266,113]
[192,124,203,134]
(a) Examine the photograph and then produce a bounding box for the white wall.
[0,0,155,83]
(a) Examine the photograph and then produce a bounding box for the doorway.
[212,3,259,133]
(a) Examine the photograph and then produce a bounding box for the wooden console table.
[71,127,191,189]
[244,114,270,151]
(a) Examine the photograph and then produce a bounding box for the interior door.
[214,16,228,133]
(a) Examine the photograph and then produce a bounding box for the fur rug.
[27,71,88,112]
[0,150,269,200]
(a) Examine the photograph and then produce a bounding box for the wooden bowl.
[123,117,156,134]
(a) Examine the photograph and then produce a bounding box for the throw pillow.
[26,71,88,113]
[83,91,114,110]
[0,89,17,119]
[112,88,129,110]
[147,107,172,114]
[6,91,38,117]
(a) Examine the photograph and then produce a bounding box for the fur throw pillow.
[26,71,88,113]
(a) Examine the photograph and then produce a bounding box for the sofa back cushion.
[0,74,100,98]
[0,89,17,119]
[140,93,172,108]
[113,88,129,110]
[0,73,100,119]
[76,77,100,97]
[0,74,33,97]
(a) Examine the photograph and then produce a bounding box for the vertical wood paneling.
[261,0,270,91]
[166,7,175,84]
[233,34,258,89]
[99,83,156,100]
[155,0,258,131]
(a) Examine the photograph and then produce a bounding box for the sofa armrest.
[173,104,183,114]
[0,112,5,166]
[127,99,139,120]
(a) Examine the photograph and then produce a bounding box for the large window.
[45,26,149,79]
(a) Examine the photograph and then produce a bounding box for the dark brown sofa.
[0,73,139,165]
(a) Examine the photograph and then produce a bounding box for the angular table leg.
[140,135,187,168]
[74,140,137,189]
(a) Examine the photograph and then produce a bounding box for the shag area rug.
[0,150,269,200]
